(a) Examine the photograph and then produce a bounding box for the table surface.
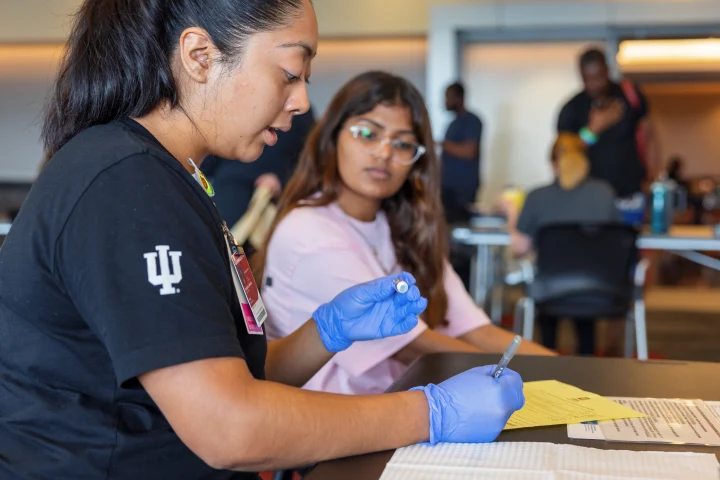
[305,354,720,480]
[452,224,720,251]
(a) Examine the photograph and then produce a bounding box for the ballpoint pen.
[492,335,523,378]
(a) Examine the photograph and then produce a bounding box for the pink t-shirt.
[262,203,490,395]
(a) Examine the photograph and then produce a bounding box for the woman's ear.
[178,27,216,84]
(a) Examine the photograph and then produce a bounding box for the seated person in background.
[202,108,316,231]
[502,133,621,355]
[254,71,554,396]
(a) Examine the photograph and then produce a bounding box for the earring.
[412,172,425,193]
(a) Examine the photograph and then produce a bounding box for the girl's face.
[335,103,423,202]
[184,0,318,162]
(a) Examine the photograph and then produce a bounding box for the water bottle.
[650,174,678,234]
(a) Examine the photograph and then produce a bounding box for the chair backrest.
[532,223,639,306]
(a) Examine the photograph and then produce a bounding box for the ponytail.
[42,0,305,157]
[42,0,174,156]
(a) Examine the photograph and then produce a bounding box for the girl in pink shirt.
[255,71,554,395]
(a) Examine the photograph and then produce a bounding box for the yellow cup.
[502,187,526,212]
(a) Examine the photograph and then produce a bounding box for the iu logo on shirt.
[144,245,183,295]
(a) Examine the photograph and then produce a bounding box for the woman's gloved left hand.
[312,272,428,353]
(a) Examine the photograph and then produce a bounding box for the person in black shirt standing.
[557,48,659,199]
[440,82,484,291]
[0,1,525,478]
[441,82,484,223]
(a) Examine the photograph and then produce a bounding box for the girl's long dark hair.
[254,71,450,328]
[42,0,305,157]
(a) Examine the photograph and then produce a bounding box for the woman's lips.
[365,167,391,180]
[264,127,278,146]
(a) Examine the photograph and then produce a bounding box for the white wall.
[4,0,713,42]
[463,42,587,204]
[0,45,63,182]
[315,0,716,37]
[2,0,718,183]
[0,0,80,43]
[0,0,481,41]
[0,39,428,181]
[308,39,427,116]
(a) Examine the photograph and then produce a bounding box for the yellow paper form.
[504,380,646,430]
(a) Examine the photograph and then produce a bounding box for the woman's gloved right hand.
[411,365,525,444]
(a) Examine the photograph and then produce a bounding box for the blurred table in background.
[452,222,720,322]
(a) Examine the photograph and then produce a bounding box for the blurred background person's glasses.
[349,124,426,165]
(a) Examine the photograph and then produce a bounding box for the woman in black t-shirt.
[0,1,524,478]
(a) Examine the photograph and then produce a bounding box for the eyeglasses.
[348,125,426,166]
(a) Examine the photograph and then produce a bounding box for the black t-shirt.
[557,82,648,198]
[0,120,266,479]
[441,111,483,193]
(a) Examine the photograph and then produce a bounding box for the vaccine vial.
[393,277,409,294]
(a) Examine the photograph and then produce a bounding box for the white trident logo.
[144,245,183,295]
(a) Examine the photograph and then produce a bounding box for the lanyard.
[188,158,265,331]
[187,158,237,247]
[188,158,215,197]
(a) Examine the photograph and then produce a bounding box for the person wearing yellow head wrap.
[501,133,622,355]
[554,133,590,190]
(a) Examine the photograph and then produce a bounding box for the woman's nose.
[375,138,393,161]
[288,83,311,116]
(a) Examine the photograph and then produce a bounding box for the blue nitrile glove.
[411,365,525,444]
[312,272,428,353]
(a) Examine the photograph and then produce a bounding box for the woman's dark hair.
[446,82,465,99]
[42,0,306,156]
[254,71,450,328]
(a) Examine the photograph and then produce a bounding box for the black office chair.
[513,223,650,360]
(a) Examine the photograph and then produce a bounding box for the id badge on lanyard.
[223,223,267,335]
[188,158,267,335]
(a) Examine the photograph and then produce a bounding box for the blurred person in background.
[502,133,622,355]
[441,82,484,292]
[667,155,704,225]
[255,71,554,396]
[557,48,659,204]
[203,108,316,233]
[440,82,483,224]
